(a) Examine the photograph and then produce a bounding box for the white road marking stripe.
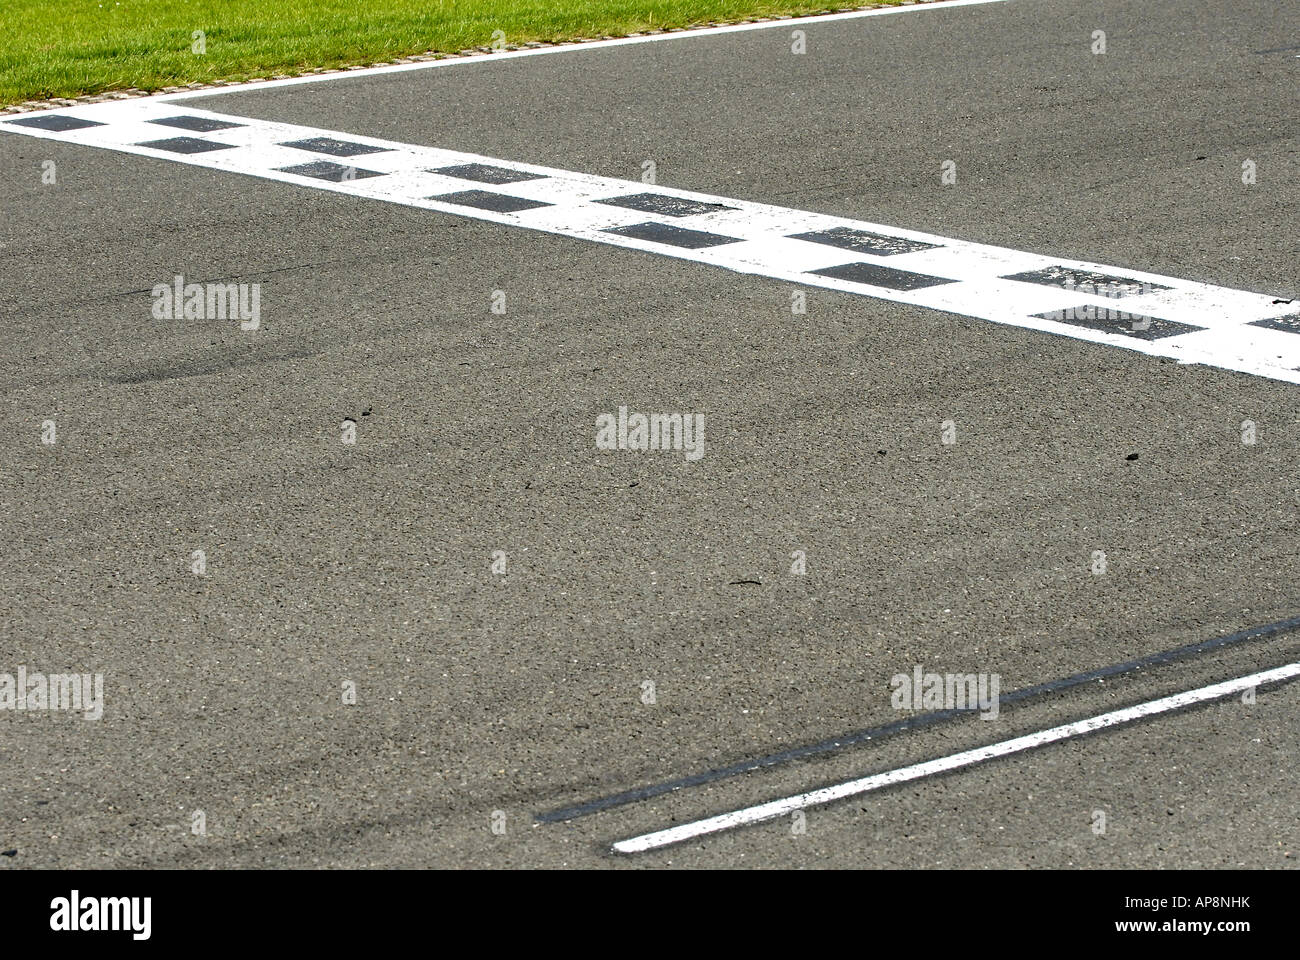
[611,661,1300,853]
[154,0,1013,102]
[6,99,1298,383]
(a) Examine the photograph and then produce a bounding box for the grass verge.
[1,0,911,107]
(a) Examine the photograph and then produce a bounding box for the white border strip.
[611,661,1300,853]
[158,0,1012,101]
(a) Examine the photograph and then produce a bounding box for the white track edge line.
[611,661,1300,853]
[157,0,1012,101]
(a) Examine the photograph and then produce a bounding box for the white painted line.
[611,661,1300,853]
[155,0,1013,102]
[5,99,1299,383]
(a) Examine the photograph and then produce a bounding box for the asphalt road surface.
[1,0,1297,868]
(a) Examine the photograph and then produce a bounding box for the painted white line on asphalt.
[155,0,1013,102]
[611,661,1300,853]
[5,99,1299,383]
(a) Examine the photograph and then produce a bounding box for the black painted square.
[601,221,742,249]
[135,137,237,154]
[277,161,385,181]
[427,190,552,213]
[808,261,957,291]
[1032,306,1202,340]
[1003,266,1170,298]
[7,114,105,132]
[432,163,545,185]
[593,193,735,218]
[789,226,940,256]
[1248,313,1300,333]
[149,115,246,133]
[280,137,391,157]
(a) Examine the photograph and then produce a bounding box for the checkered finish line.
[8,99,1300,384]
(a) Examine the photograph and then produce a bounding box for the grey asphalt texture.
[1,0,1298,868]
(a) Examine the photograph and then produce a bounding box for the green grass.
[0,0,905,106]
